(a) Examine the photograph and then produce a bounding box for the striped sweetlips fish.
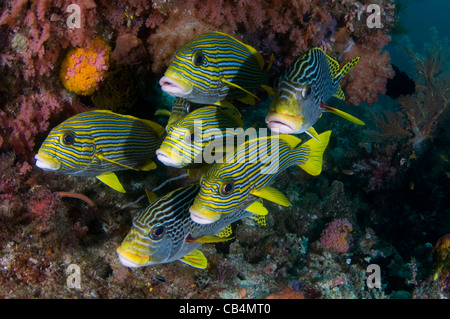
[189,130,332,224]
[159,31,273,105]
[156,102,244,173]
[34,110,165,193]
[116,183,267,269]
[265,47,364,139]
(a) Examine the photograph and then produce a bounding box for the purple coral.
[320,218,353,254]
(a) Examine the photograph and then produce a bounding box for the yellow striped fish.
[156,102,244,170]
[159,31,273,105]
[266,48,364,138]
[117,184,266,269]
[189,131,331,224]
[34,110,165,193]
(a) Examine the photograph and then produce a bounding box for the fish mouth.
[159,70,193,97]
[265,112,303,134]
[34,152,61,171]
[156,148,184,168]
[189,202,221,225]
[116,246,150,268]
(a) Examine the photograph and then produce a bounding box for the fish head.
[159,34,223,104]
[35,119,95,175]
[189,169,244,224]
[157,106,242,167]
[116,224,173,268]
[265,81,317,134]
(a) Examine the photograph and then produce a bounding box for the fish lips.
[34,152,61,171]
[159,74,193,97]
[265,112,302,134]
[189,203,221,225]
[156,148,184,168]
[116,246,150,268]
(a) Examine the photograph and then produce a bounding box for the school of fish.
[36,31,364,269]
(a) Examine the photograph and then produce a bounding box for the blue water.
[387,0,450,73]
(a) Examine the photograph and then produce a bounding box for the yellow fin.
[244,43,265,70]
[154,109,171,117]
[336,56,360,83]
[221,77,259,102]
[179,249,207,269]
[250,186,291,207]
[333,87,346,100]
[135,160,157,171]
[261,84,275,99]
[216,224,233,238]
[96,172,126,193]
[187,235,234,243]
[97,153,137,171]
[298,130,331,176]
[322,104,365,126]
[279,134,302,149]
[145,189,158,204]
[245,201,268,215]
[188,165,212,180]
[306,126,320,142]
[139,118,165,137]
[250,215,266,226]
[238,94,256,105]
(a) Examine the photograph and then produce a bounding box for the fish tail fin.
[296,130,332,176]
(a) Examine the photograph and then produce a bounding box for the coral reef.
[320,218,353,254]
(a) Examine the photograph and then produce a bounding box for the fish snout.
[189,201,221,225]
[116,246,150,268]
[156,148,184,168]
[265,112,303,134]
[159,74,192,97]
[34,152,61,171]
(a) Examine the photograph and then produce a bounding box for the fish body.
[189,130,331,224]
[35,110,165,193]
[159,31,271,105]
[117,183,264,268]
[156,102,244,169]
[265,48,363,136]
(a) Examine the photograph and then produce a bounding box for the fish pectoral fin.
[306,127,321,142]
[97,153,137,171]
[179,249,208,269]
[145,189,158,204]
[250,187,291,207]
[238,94,256,105]
[154,109,172,117]
[261,84,275,99]
[298,130,332,176]
[245,201,269,215]
[321,103,365,126]
[96,172,126,193]
[221,78,260,103]
[135,160,158,171]
[216,224,233,238]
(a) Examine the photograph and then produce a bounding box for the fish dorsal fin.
[323,50,341,79]
[321,103,365,126]
[179,249,207,269]
[250,214,266,226]
[297,130,331,176]
[145,189,159,204]
[96,172,126,193]
[279,134,302,149]
[250,187,291,207]
[334,56,360,84]
[245,201,268,215]
[216,224,233,238]
[333,87,346,100]
[243,43,265,70]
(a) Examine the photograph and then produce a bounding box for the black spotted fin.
[178,249,207,269]
[96,172,126,193]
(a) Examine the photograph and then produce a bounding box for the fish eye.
[220,181,235,196]
[192,51,205,67]
[150,225,165,240]
[61,132,75,145]
[303,86,312,98]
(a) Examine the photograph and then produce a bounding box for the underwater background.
[0,0,449,299]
